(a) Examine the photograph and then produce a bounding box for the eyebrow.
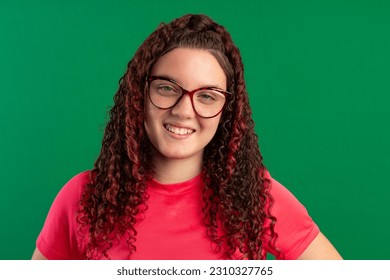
[153,74,225,90]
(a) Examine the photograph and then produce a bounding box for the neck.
[152,153,203,184]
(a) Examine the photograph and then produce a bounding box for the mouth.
[164,124,195,135]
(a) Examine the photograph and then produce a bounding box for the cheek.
[144,100,159,124]
[144,104,156,137]
[201,117,221,137]
[144,103,167,143]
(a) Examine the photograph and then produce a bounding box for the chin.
[159,148,202,161]
[163,152,194,160]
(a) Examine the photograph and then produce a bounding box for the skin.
[32,47,342,260]
[298,232,342,259]
[32,248,46,260]
[144,48,225,184]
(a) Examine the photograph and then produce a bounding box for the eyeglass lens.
[148,78,226,118]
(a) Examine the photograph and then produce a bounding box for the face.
[144,47,227,162]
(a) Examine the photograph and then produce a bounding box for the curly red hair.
[77,14,281,259]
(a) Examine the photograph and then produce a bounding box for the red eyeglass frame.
[146,76,231,118]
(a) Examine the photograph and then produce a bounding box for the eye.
[154,82,180,96]
[159,85,174,92]
[195,90,219,105]
[199,93,215,101]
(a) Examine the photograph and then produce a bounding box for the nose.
[170,93,196,118]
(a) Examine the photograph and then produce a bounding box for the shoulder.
[265,171,303,207]
[37,171,92,259]
[56,171,91,201]
[264,171,320,259]
[47,170,91,218]
[62,170,91,191]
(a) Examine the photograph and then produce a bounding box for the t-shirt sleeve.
[264,174,320,260]
[36,171,90,260]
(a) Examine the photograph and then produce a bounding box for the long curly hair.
[77,14,280,260]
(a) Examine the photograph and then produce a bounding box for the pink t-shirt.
[36,171,319,260]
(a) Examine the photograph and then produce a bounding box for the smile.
[164,124,195,135]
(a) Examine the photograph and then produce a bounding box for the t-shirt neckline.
[147,172,204,196]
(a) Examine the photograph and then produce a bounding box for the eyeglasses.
[146,76,231,118]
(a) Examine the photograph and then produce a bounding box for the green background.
[1,0,389,260]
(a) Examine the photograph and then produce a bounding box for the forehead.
[150,48,227,89]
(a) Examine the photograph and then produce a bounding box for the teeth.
[165,124,194,135]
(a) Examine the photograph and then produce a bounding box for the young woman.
[32,14,342,260]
